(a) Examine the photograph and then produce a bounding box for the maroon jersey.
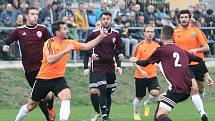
[137,44,196,93]
[4,24,52,73]
[85,28,124,73]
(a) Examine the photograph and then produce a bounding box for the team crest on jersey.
[192,33,196,38]
[22,32,27,35]
[112,38,116,44]
[37,31,42,38]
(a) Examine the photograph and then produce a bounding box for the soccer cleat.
[134,113,141,120]
[48,108,55,121]
[103,116,111,121]
[144,103,150,117]
[91,113,101,121]
[201,114,208,121]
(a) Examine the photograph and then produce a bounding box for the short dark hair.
[101,11,112,18]
[25,6,38,15]
[179,9,191,19]
[161,25,174,40]
[51,20,66,35]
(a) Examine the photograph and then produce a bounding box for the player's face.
[179,14,190,27]
[100,15,112,28]
[26,9,38,25]
[59,24,68,39]
[144,27,155,40]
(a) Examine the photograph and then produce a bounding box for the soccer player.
[130,25,210,121]
[83,11,124,121]
[132,25,160,120]
[173,9,213,120]
[2,6,55,121]
[14,20,108,121]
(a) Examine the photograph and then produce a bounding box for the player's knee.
[90,88,99,94]
[58,88,71,100]
[27,103,38,111]
[150,90,160,97]
[136,97,143,100]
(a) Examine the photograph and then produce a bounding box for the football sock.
[47,94,54,109]
[145,95,156,105]
[133,98,142,113]
[15,104,29,121]
[107,89,112,116]
[192,94,206,116]
[91,93,100,113]
[39,100,50,120]
[98,85,108,117]
[59,100,70,121]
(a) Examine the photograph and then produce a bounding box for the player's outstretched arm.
[47,44,74,64]
[79,27,108,50]
[129,57,151,67]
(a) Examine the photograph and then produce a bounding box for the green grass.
[1,100,215,121]
[0,67,215,120]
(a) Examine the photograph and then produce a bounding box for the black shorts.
[189,62,207,82]
[159,90,190,111]
[31,77,69,102]
[89,71,117,92]
[25,70,39,88]
[135,77,160,97]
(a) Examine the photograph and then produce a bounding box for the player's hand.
[204,73,214,88]
[116,67,122,76]
[188,49,198,54]
[140,70,149,78]
[91,53,99,61]
[84,69,90,77]
[99,26,108,38]
[118,54,124,61]
[3,45,10,52]
[64,44,75,53]
[129,57,138,63]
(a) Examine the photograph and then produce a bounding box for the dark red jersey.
[85,28,124,73]
[4,24,52,73]
[137,44,198,93]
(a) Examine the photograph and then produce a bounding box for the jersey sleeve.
[4,29,19,45]
[196,28,208,46]
[68,39,81,51]
[115,33,125,54]
[43,39,56,56]
[136,48,160,67]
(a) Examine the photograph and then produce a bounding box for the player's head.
[25,6,38,25]
[179,9,191,27]
[143,25,155,41]
[100,11,112,29]
[161,25,174,43]
[51,20,68,39]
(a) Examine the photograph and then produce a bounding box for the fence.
[0,26,215,63]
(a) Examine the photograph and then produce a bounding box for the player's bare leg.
[58,88,71,121]
[15,99,39,121]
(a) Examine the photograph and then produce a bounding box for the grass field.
[0,67,215,121]
[1,101,215,121]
